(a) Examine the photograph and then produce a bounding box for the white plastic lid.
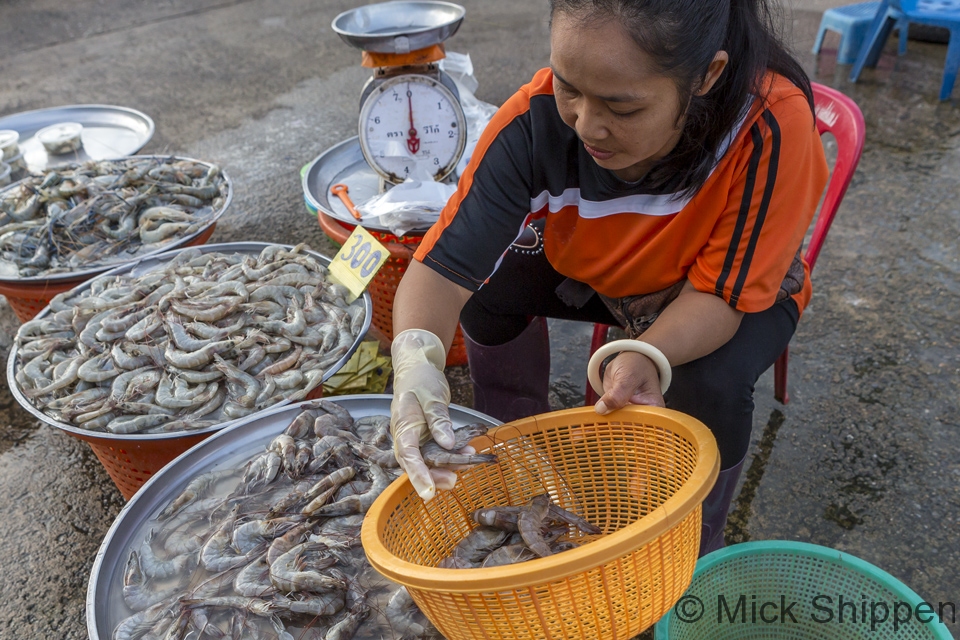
[0,130,18,150]
[37,122,83,145]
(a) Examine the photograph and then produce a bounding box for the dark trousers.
[460,239,799,470]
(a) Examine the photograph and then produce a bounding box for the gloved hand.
[390,328,458,501]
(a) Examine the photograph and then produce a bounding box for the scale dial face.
[358,74,467,183]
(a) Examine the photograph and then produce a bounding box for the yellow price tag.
[328,226,389,302]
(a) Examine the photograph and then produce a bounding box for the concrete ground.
[1,0,958,638]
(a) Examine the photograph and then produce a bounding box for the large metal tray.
[0,104,154,173]
[7,241,373,442]
[302,136,430,236]
[86,395,499,640]
[0,154,232,284]
[332,1,465,53]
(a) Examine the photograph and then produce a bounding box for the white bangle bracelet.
[587,339,672,397]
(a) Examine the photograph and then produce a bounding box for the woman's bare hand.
[594,351,665,414]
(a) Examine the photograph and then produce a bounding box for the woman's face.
[550,12,686,183]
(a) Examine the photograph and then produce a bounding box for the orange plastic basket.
[0,274,90,323]
[362,405,720,640]
[0,223,218,323]
[317,211,467,367]
[59,385,323,501]
[69,430,213,501]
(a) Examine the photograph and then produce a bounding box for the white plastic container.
[0,130,19,160]
[5,152,27,181]
[0,161,10,187]
[36,122,83,154]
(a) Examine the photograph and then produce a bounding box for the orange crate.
[362,405,720,640]
[0,223,218,323]
[317,211,467,367]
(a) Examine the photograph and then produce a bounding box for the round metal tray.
[302,137,430,236]
[86,395,499,640]
[331,1,465,53]
[7,241,373,442]
[0,104,154,173]
[0,154,232,284]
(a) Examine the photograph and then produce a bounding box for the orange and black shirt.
[415,68,829,315]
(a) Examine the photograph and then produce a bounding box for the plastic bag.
[357,178,457,237]
[440,52,499,178]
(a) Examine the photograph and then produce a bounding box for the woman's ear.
[697,50,729,96]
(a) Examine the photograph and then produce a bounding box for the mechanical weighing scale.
[303,1,468,233]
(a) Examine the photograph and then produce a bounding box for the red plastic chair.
[585,83,866,406]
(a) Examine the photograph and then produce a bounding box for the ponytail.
[724,0,814,110]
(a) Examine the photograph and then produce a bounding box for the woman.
[389,0,828,556]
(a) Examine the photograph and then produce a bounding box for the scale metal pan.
[331,1,465,53]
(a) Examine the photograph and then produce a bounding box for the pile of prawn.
[0,156,228,278]
[438,494,602,569]
[111,400,482,640]
[12,244,365,434]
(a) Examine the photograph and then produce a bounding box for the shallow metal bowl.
[85,396,499,640]
[301,136,433,234]
[0,104,155,173]
[7,241,372,442]
[0,154,233,284]
[331,1,465,53]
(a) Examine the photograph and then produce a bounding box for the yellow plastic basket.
[361,405,720,640]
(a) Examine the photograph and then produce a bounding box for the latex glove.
[390,329,457,501]
[595,351,666,415]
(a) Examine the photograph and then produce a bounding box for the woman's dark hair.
[550,0,814,195]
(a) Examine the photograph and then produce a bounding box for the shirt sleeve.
[413,81,541,291]
[687,94,829,312]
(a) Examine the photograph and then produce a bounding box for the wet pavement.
[1,0,958,637]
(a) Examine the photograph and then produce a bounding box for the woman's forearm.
[393,260,474,353]
[639,281,744,367]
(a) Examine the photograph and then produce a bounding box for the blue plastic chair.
[813,1,884,64]
[850,0,960,99]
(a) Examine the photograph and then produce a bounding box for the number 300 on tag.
[328,226,389,302]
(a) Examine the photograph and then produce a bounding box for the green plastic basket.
[654,541,954,639]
